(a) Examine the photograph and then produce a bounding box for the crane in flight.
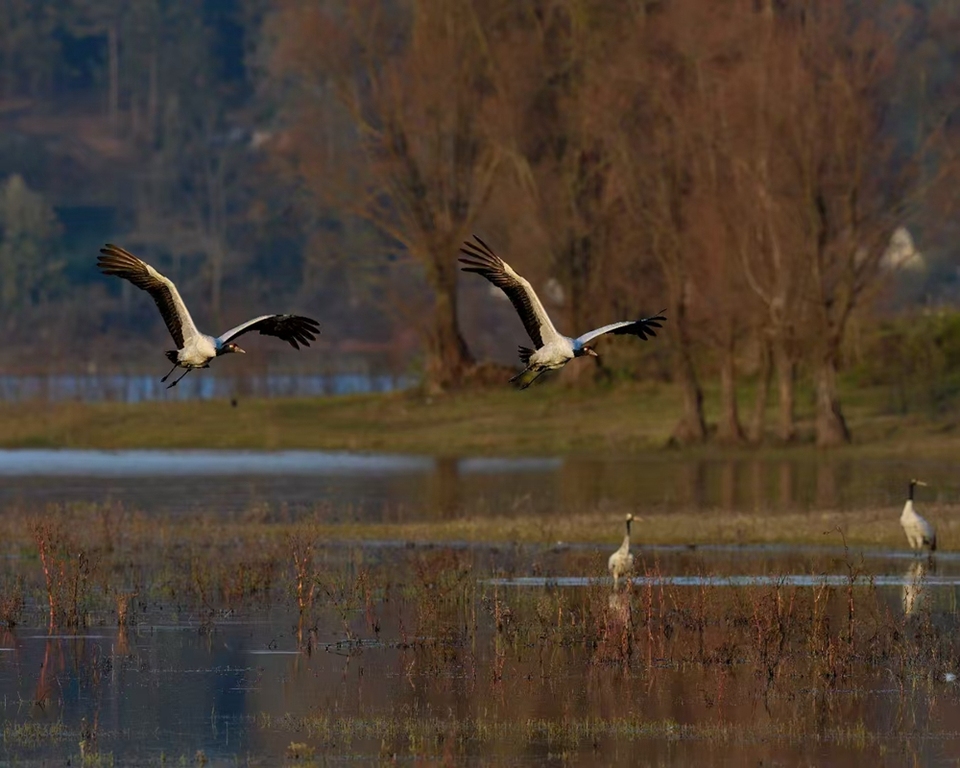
[98,244,320,388]
[459,236,665,388]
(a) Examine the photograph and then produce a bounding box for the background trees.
[0,174,61,321]
[267,0,502,391]
[0,0,955,445]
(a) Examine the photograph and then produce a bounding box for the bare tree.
[268,0,503,391]
[773,3,919,446]
[488,2,626,345]
[614,115,707,442]
[713,3,809,443]
[606,5,714,444]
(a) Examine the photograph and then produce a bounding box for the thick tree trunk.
[671,344,707,444]
[717,340,745,444]
[747,340,772,444]
[814,352,850,447]
[425,256,473,393]
[774,341,796,443]
[669,299,707,444]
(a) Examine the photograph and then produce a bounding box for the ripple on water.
[483,573,959,588]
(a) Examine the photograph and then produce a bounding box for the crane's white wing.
[459,235,562,349]
[575,314,666,347]
[217,314,320,349]
[98,244,201,349]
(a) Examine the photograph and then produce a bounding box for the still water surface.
[0,372,408,403]
[0,448,958,518]
[1,544,959,765]
[1,449,959,764]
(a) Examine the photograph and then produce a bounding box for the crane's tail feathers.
[164,350,179,364]
[518,346,534,365]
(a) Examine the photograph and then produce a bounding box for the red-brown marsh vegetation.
[1,501,959,764]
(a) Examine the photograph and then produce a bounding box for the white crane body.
[459,236,664,388]
[608,514,635,589]
[900,480,936,553]
[98,244,320,388]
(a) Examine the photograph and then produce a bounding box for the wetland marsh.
[1,450,959,765]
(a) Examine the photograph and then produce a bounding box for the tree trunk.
[774,340,796,443]
[747,339,772,444]
[668,299,707,444]
[814,351,850,447]
[671,342,707,444]
[717,337,745,444]
[425,256,473,393]
[108,23,119,134]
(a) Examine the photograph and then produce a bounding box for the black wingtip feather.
[458,235,503,272]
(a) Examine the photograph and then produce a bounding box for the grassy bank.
[0,380,958,455]
[0,500,949,558]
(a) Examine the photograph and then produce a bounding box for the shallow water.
[0,372,408,403]
[0,448,956,519]
[1,450,960,764]
[1,543,960,765]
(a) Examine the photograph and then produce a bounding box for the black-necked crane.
[98,244,320,388]
[459,236,665,388]
[900,479,936,553]
[608,513,634,589]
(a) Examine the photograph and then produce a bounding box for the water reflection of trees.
[550,456,858,513]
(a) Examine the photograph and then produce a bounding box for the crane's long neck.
[908,482,916,501]
[622,518,632,550]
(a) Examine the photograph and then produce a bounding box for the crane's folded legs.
[160,363,178,383]
[509,365,548,390]
[166,368,192,389]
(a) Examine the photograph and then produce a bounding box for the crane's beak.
[586,347,599,358]
[234,346,246,354]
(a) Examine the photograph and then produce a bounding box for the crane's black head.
[625,512,633,533]
[218,342,245,356]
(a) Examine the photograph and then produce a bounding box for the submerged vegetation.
[0,498,958,765]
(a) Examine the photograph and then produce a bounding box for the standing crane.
[900,479,936,554]
[608,513,635,589]
[459,236,665,388]
[98,244,320,388]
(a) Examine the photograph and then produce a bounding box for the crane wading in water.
[459,236,665,389]
[901,479,936,554]
[608,513,635,589]
[98,244,320,388]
